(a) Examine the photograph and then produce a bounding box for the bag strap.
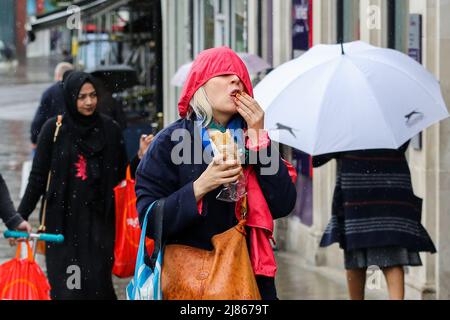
[126,165,132,181]
[15,240,34,262]
[148,199,165,269]
[38,115,63,233]
[240,194,248,221]
[134,200,162,276]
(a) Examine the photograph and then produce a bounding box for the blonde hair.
[187,87,213,127]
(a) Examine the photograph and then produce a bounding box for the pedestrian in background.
[313,142,436,300]
[135,47,297,300]
[18,71,130,299]
[30,62,74,149]
[62,49,74,64]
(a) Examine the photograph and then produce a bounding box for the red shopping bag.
[0,241,51,300]
[113,166,154,278]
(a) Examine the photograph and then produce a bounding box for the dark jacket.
[0,173,24,229]
[31,82,65,144]
[313,142,436,253]
[20,114,128,233]
[135,118,297,300]
[19,114,128,300]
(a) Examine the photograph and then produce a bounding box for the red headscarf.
[178,47,254,118]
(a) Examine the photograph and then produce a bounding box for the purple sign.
[292,0,310,55]
[408,14,422,63]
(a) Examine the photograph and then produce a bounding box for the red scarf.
[236,162,297,277]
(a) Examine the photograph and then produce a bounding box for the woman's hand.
[193,155,242,202]
[8,220,32,246]
[138,134,154,159]
[234,92,265,145]
[17,220,32,233]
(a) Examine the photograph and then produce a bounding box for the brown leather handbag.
[161,218,261,300]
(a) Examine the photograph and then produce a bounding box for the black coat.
[0,173,24,229]
[19,114,128,299]
[135,118,297,300]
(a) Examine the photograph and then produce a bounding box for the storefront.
[28,0,163,159]
[192,0,249,54]
[290,0,313,227]
[162,0,251,125]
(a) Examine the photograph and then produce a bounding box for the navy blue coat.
[135,118,297,299]
[31,82,66,144]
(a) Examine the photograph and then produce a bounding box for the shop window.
[231,0,248,52]
[204,0,215,49]
[292,0,311,58]
[387,0,408,52]
[194,0,248,53]
[337,0,360,43]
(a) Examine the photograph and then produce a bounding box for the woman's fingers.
[216,160,240,171]
[220,174,241,185]
[8,238,19,246]
[219,166,242,179]
[237,92,254,107]
[235,93,264,130]
[237,92,263,114]
[235,95,254,115]
[235,99,253,123]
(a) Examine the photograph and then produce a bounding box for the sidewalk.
[0,56,57,86]
[275,251,387,300]
[111,250,387,300]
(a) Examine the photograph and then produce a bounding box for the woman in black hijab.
[18,71,128,300]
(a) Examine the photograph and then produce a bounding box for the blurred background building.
[23,0,163,158]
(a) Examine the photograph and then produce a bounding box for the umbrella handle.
[4,231,64,243]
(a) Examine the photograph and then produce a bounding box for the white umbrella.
[254,41,449,155]
[171,52,271,87]
[238,52,272,74]
[170,62,193,87]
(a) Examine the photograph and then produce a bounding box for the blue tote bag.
[126,201,163,300]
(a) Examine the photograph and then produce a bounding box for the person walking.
[18,71,130,300]
[135,47,297,300]
[313,142,436,300]
[30,62,74,148]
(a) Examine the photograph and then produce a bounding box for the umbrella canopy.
[171,52,271,87]
[86,64,139,93]
[254,41,449,155]
[171,62,193,87]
